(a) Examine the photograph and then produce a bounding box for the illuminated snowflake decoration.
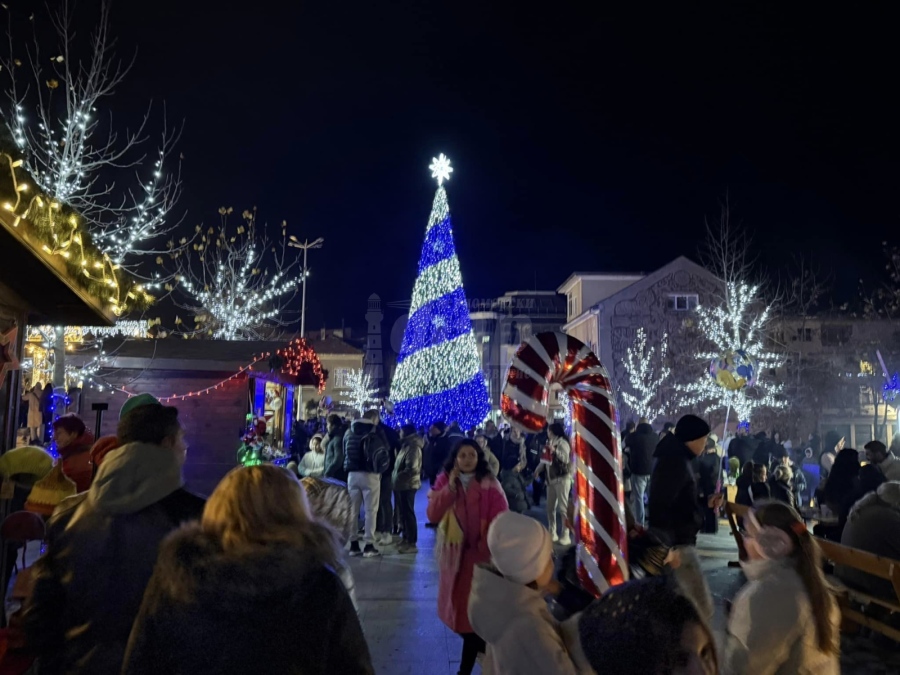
[433,316,446,328]
[429,153,453,186]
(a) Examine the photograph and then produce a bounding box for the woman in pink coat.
[427,438,508,675]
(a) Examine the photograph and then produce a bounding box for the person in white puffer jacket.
[298,434,325,478]
[724,501,840,675]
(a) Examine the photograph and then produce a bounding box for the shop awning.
[0,211,115,326]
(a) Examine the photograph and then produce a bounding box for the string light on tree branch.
[172,208,301,340]
[678,281,786,422]
[345,368,377,415]
[620,328,672,422]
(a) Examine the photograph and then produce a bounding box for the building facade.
[772,315,900,446]
[470,290,568,414]
[560,257,723,422]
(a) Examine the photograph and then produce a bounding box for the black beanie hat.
[674,414,710,444]
[578,576,710,675]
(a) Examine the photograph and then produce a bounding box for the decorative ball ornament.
[501,331,628,597]
[1,326,21,385]
[709,349,758,391]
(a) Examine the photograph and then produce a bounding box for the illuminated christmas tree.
[389,154,490,428]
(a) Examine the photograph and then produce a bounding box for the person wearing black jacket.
[695,437,721,534]
[526,425,548,506]
[323,414,348,482]
[343,411,390,558]
[375,422,401,548]
[648,414,720,620]
[727,429,754,466]
[484,420,504,462]
[626,421,657,527]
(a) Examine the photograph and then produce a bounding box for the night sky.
[101,2,898,328]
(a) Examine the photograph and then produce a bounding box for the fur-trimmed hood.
[848,481,900,522]
[123,523,374,675]
[153,523,335,613]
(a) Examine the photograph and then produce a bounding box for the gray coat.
[393,434,423,492]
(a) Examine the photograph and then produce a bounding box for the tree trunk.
[52,328,65,389]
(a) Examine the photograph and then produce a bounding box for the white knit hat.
[487,511,553,585]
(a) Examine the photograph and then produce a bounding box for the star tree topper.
[0,326,21,385]
[429,153,453,186]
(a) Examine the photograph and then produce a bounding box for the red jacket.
[59,430,96,492]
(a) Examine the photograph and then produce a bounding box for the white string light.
[620,328,672,422]
[678,281,786,422]
[345,368,378,415]
[172,208,301,340]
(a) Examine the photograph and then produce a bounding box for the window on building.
[791,327,813,342]
[854,424,873,448]
[519,323,532,341]
[482,335,490,343]
[667,294,699,311]
[567,292,575,317]
[333,368,351,389]
[821,324,852,346]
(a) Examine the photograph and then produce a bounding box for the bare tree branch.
[1,0,185,283]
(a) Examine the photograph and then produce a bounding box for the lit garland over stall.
[388,155,490,428]
[620,327,672,422]
[24,321,152,388]
[276,338,326,394]
[1,153,154,314]
[678,281,786,423]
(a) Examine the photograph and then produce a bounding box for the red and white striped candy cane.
[501,331,628,596]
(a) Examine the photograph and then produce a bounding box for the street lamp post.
[287,236,323,422]
[288,236,324,339]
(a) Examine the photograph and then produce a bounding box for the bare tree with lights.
[679,280,786,422]
[679,203,786,424]
[620,327,672,423]
[171,207,302,340]
[0,0,183,279]
[345,368,377,416]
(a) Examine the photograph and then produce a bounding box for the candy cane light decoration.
[501,331,628,595]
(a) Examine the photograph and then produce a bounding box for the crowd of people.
[6,390,900,674]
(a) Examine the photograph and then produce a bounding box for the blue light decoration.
[388,155,490,429]
[46,388,72,459]
[883,372,900,404]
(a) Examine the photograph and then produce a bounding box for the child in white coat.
[724,501,840,674]
[468,511,578,675]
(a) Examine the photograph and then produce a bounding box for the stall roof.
[0,211,115,326]
[90,337,361,371]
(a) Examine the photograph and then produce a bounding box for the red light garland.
[99,355,269,402]
[89,339,327,402]
[277,338,326,393]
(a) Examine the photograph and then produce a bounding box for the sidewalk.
[349,489,470,675]
[348,488,900,674]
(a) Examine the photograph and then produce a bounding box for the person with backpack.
[343,409,391,558]
[534,422,574,545]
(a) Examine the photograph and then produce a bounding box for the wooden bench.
[815,537,900,643]
[724,501,750,565]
